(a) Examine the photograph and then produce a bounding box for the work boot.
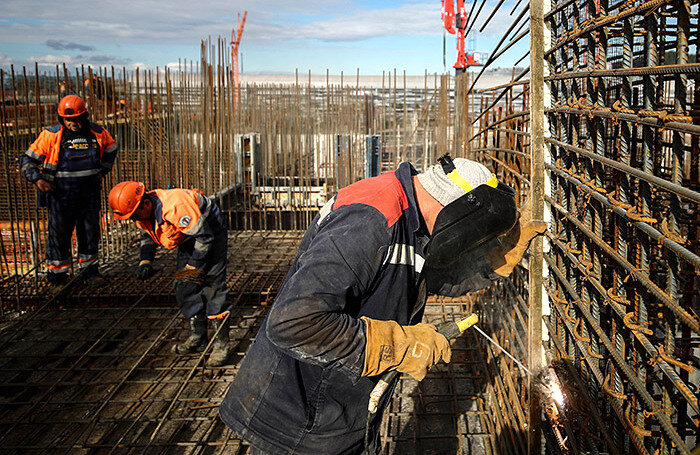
[82,273,106,286]
[47,272,67,287]
[207,317,231,367]
[173,313,208,354]
[81,264,106,286]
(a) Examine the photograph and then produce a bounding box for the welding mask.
[422,155,518,297]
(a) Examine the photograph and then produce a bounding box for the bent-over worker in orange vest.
[19,95,118,285]
[108,182,231,367]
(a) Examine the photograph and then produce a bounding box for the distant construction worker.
[19,95,118,285]
[108,182,231,366]
[219,155,547,454]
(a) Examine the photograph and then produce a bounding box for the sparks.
[549,381,565,406]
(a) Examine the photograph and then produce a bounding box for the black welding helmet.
[422,154,518,296]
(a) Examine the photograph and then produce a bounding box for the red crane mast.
[442,0,482,72]
[231,11,248,104]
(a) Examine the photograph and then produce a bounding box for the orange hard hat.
[109,181,146,220]
[58,95,87,118]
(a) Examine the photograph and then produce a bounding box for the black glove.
[134,263,156,280]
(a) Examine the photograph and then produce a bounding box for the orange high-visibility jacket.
[137,188,227,269]
[136,189,206,250]
[22,123,117,182]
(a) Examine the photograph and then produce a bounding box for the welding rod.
[472,324,551,390]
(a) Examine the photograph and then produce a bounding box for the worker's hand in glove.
[172,267,205,299]
[485,197,548,277]
[134,261,156,280]
[361,317,451,381]
[36,179,54,193]
[173,267,206,285]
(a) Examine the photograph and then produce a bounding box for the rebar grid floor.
[0,231,495,454]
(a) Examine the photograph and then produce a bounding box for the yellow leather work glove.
[485,197,548,277]
[361,317,451,381]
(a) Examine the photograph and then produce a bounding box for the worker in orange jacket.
[108,181,231,366]
[19,95,118,285]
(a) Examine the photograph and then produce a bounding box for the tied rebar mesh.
[470,0,699,452]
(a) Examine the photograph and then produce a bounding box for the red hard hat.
[109,181,146,220]
[58,95,87,118]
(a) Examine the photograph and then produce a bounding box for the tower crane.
[442,0,482,73]
[231,11,248,105]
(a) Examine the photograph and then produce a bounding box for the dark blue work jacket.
[220,162,438,454]
[19,123,118,205]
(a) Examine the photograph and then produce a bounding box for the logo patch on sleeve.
[179,215,192,227]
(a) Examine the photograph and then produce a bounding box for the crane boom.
[231,11,248,105]
[232,11,248,54]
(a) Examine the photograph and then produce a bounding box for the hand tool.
[471,324,552,390]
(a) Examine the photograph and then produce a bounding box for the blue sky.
[0,0,529,74]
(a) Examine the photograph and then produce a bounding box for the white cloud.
[0,52,13,66]
[0,1,443,44]
[28,53,138,68]
[45,39,95,51]
[29,54,73,66]
[277,3,441,42]
[0,0,526,71]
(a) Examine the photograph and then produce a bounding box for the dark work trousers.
[175,236,230,318]
[46,185,101,277]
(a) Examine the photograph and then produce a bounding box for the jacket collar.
[145,193,164,225]
[394,162,424,235]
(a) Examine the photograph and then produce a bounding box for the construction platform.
[0,231,499,454]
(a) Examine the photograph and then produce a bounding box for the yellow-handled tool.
[435,313,479,340]
[367,313,478,414]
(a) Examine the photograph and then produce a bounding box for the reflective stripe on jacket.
[20,123,117,183]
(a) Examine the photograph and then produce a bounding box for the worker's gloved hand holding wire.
[173,267,206,285]
[360,317,451,381]
[134,261,156,280]
[173,267,206,300]
[485,196,548,277]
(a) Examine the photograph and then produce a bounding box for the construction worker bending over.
[108,182,231,367]
[19,95,118,285]
[219,155,547,454]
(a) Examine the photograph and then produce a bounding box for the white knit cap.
[417,158,494,206]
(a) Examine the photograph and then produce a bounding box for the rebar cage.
[471,0,699,452]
